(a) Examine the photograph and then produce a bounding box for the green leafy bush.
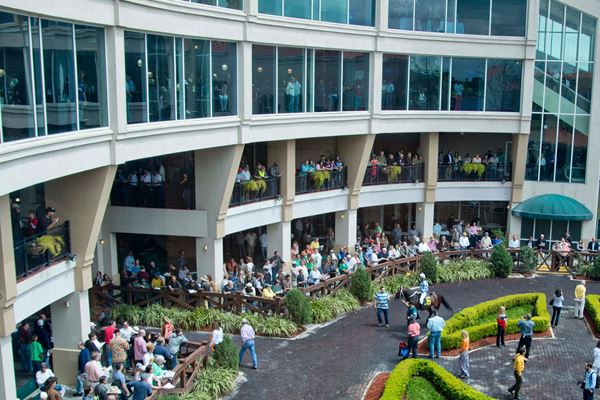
[349,266,372,303]
[284,288,312,324]
[518,246,537,272]
[212,335,239,371]
[381,273,419,294]
[192,364,237,399]
[585,295,600,331]
[310,289,361,323]
[489,245,513,278]
[381,359,493,400]
[441,293,550,350]
[406,377,445,400]
[420,252,439,283]
[587,256,600,280]
[438,260,493,282]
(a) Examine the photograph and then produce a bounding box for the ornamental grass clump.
[211,335,239,371]
[284,288,312,324]
[310,289,361,323]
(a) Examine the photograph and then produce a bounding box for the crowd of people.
[438,149,507,180]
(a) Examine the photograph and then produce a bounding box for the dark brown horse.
[395,287,453,320]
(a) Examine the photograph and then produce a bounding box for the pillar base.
[335,209,358,251]
[0,335,17,400]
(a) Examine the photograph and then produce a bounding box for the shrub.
[519,246,537,272]
[310,289,361,323]
[440,293,550,350]
[489,245,513,278]
[192,364,237,399]
[284,288,312,324]
[381,359,493,400]
[212,335,239,371]
[587,257,600,280]
[349,266,372,303]
[420,252,439,283]
[586,295,600,331]
[438,260,493,283]
[381,273,419,294]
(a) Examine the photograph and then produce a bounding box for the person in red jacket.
[497,306,507,347]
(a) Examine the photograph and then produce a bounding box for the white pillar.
[335,209,358,250]
[416,202,434,240]
[196,238,224,283]
[507,208,522,240]
[267,221,292,262]
[0,336,16,400]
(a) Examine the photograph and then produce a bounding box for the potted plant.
[32,235,65,257]
[461,163,486,178]
[310,170,331,189]
[243,179,267,194]
[385,165,402,184]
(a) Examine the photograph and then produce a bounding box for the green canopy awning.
[511,194,593,221]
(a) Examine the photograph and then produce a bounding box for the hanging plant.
[310,170,331,189]
[386,166,402,183]
[34,235,65,257]
[461,163,485,177]
[243,179,267,193]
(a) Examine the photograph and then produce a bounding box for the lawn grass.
[405,376,446,400]
[474,304,534,326]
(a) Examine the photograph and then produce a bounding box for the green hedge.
[381,359,493,400]
[441,293,550,350]
[586,294,600,330]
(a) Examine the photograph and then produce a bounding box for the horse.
[394,287,453,320]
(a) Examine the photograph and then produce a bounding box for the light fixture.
[0,69,5,78]
[418,206,422,212]
[65,300,71,308]
[137,59,143,68]
[99,239,105,245]
[287,68,293,74]
[507,204,511,209]
[340,214,345,220]
[221,64,228,71]
[276,194,282,201]
[257,66,263,73]
[203,244,209,252]
[194,44,199,50]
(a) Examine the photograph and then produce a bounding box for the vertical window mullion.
[447,57,453,110]
[72,24,80,131]
[340,51,344,111]
[483,58,488,111]
[488,0,493,36]
[275,46,279,114]
[28,17,38,137]
[303,48,307,112]
[173,37,177,120]
[311,49,315,112]
[38,21,48,135]
[182,39,186,120]
[454,0,457,34]
[144,34,150,123]
[209,41,213,117]
[412,0,416,31]
[346,0,350,24]
[406,55,410,110]
[438,57,443,110]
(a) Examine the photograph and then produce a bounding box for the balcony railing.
[438,162,512,182]
[110,182,195,210]
[230,177,280,207]
[296,169,347,195]
[14,221,71,280]
[362,164,424,186]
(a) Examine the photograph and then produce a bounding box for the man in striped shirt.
[374,286,391,328]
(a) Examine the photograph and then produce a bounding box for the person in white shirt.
[245,231,258,258]
[459,232,470,250]
[418,239,430,253]
[308,266,322,285]
[508,235,520,249]
[258,232,268,260]
[120,321,135,342]
[245,257,255,275]
[480,232,493,249]
[36,363,58,388]
[209,322,223,349]
[388,246,398,259]
[593,341,600,373]
[347,254,359,271]
[312,250,322,270]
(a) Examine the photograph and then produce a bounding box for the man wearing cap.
[239,319,258,369]
[418,273,429,306]
[40,206,59,231]
[516,314,535,359]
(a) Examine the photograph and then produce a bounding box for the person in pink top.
[133,329,147,364]
[407,316,421,358]
[84,352,103,383]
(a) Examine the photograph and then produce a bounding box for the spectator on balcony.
[428,237,439,252]
[299,160,312,176]
[392,223,403,245]
[459,232,471,250]
[245,231,258,258]
[408,224,420,243]
[463,153,471,164]
[167,275,182,292]
[418,238,431,253]
[433,221,442,238]
[535,234,547,253]
[369,155,380,182]
[236,165,251,182]
[27,210,39,236]
[137,266,150,283]
[40,207,59,231]
[481,232,493,250]
[438,236,450,252]
[269,162,280,177]
[509,235,521,249]
[296,268,307,288]
[472,154,482,164]
[123,251,135,272]
[94,271,103,286]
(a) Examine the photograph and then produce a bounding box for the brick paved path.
[187,274,600,400]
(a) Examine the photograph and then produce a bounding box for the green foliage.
[243,179,267,193]
[519,246,537,272]
[310,289,361,323]
[473,304,533,326]
[420,252,439,283]
[349,266,372,303]
[438,260,493,283]
[310,170,331,189]
[406,377,445,400]
[211,335,239,371]
[284,288,312,324]
[491,228,504,241]
[489,245,513,278]
[461,163,486,177]
[381,359,493,400]
[385,166,402,184]
[441,293,550,350]
[587,256,600,280]
[192,364,237,399]
[381,273,420,294]
[586,295,600,331]
[109,304,298,337]
[35,235,65,256]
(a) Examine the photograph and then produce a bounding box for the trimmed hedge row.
[441,293,550,350]
[381,359,493,400]
[585,294,600,331]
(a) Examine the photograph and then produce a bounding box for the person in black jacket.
[33,320,51,363]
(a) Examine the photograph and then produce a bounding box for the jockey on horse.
[395,272,453,320]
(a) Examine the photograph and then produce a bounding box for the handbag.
[549,298,554,306]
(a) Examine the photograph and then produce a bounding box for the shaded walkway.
[188,275,600,400]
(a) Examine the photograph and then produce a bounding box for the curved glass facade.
[526,0,596,183]
[259,0,375,27]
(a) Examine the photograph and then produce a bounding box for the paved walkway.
[187,274,600,400]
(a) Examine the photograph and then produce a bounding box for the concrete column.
[195,238,224,283]
[268,140,295,221]
[420,132,439,203]
[0,336,16,400]
[375,0,389,31]
[507,210,522,240]
[106,27,127,136]
[372,52,383,115]
[337,135,376,209]
[45,166,117,292]
[267,221,292,261]
[51,291,90,386]
[335,209,358,251]
[96,229,118,280]
[416,202,434,240]
[511,133,528,203]
[0,196,17,339]
[247,0,258,16]
[239,41,253,124]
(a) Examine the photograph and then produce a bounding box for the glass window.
[252,45,275,115]
[349,0,375,27]
[535,219,551,239]
[342,52,369,111]
[560,62,577,114]
[551,220,568,242]
[184,39,211,119]
[486,59,522,112]
[526,113,542,180]
[212,41,237,116]
[576,62,593,113]
[568,221,582,241]
[218,0,242,9]
[125,31,147,124]
[320,0,348,24]
[540,113,558,181]
[175,38,184,120]
[441,57,450,110]
[0,12,35,142]
[456,0,490,35]
[579,14,596,63]
[75,25,108,130]
[537,0,548,58]
[285,0,311,19]
[31,18,46,137]
[520,218,534,241]
[572,115,588,183]
[555,114,573,182]
[450,58,484,111]
[533,61,545,112]
[314,50,341,112]
[446,0,456,33]
[147,35,175,122]
[547,1,564,60]
[491,0,526,37]
[258,0,282,15]
[278,47,305,113]
[409,55,441,110]
[563,7,580,62]
[42,20,77,134]
[415,0,446,33]
[544,61,561,115]
[382,54,408,110]
[388,0,414,30]
[307,49,314,112]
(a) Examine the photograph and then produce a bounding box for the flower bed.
[381,359,493,400]
[440,293,550,350]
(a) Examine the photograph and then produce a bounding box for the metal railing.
[229,176,280,207]
[438,162,512,182]
[295,169,347,195]
[14,222,71,280]
[362,164,424,186]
